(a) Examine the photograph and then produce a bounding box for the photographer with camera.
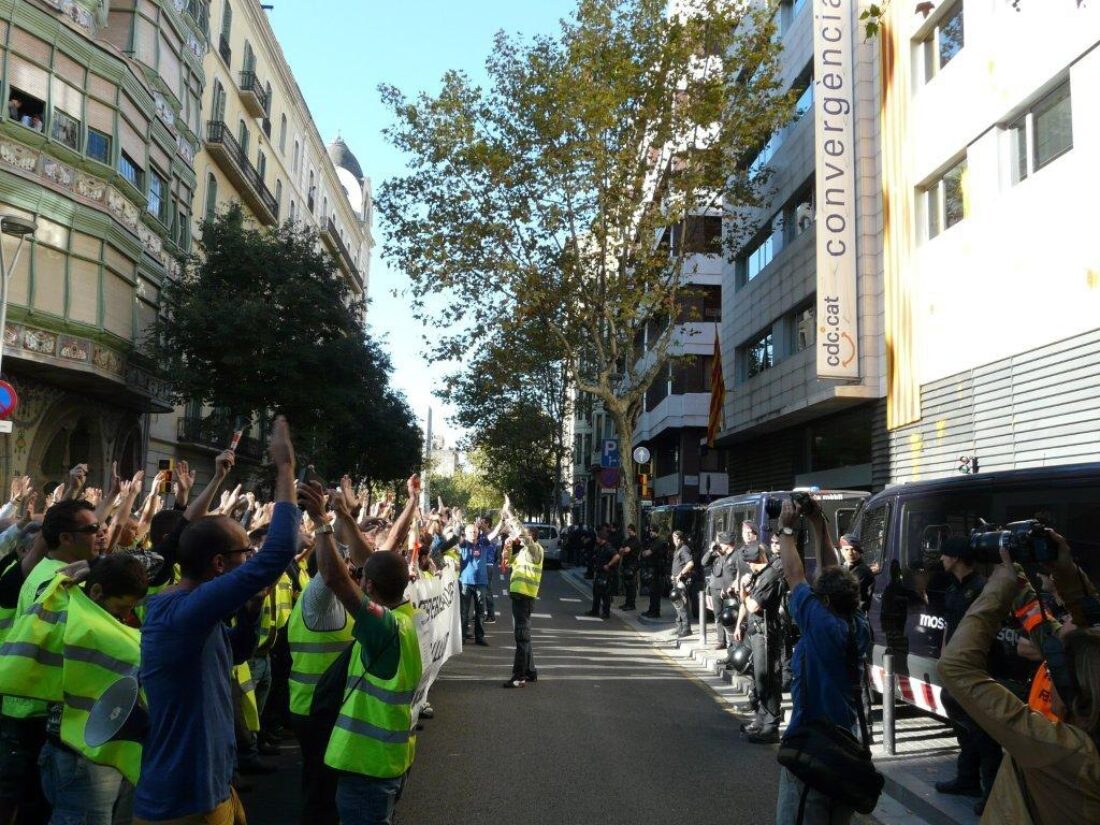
[772,496,874,825]
[938,531,1100,823]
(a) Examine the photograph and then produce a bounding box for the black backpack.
[308,644,356,729]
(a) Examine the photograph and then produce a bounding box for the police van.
[703,489,870,555]
[846,463,1100,718]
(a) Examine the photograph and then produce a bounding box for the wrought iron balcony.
[238,70,269,118]
[320,217,362,287]
[204,120,278,224]
[185,0,209,35]
[218,33,231,65]
[177,416,264,461]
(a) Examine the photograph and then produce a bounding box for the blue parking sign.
[601,439,620,468]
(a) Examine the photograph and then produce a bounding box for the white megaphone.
[85,676,149,747]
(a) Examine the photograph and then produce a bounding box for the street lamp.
[0,215,37,377]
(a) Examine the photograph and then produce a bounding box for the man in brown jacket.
[939,531,1100,824]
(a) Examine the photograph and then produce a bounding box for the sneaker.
[420,704,435,719]
[739,721,762,735]
[475,638,489,646]
[485,616,497,623]
[502,678,527,689]
[934,779,982,797]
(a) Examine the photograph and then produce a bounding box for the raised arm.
[184,451,235,521]
[332,491,374,566]
[808,500,838,571]
[777,499,807,590]
[378,475,420,553]
[301,482,362,615]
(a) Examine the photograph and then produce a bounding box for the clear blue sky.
[268,0,576,447]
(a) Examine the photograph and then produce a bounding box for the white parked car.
[522,522,561,569]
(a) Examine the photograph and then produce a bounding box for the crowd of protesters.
[0,417,542,825]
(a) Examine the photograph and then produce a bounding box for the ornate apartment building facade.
[0,0,372,488]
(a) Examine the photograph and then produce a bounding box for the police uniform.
[743,550,784,738]
[670,543,694,636]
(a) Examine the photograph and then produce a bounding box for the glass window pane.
[926,188,940,240]
[1012,120,1028,182]
[923,38,935,84]
[943,160,966,229]
[87,128,111,163]
[795,82,813,118]
[938,3,964,69]
[1034,85,1072,171]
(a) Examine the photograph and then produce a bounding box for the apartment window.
[242,40,254,72]
[257,150,266,182]
[308,171,315,212]
[51,109,80,150]
[205,172,218,219]
[148,171,168,223]
[702,284,721,321]
[672,215,722,255]
[7,87,45,129]
[211,80,226,122]
[275,180,282,218]
[744,329,774,379]
[119,151,143,189]
[87,128,111,163]
[288,199,296,222]
[791,302,816,353]
[1011,81,1072,183]
[238,120,249,156]
[293,140,300,172]
[920,1,963,84]
[178,210,190,250]
[794,79,813,119]
[922,157,966,241]
[279,114,287,153]
[779,0,807,34]
[220,0,232,37]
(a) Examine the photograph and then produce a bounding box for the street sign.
[597,467,621,489]
[600,439,620,468]
[0,381,18,419]
[573,482,586,499]
[632,446,650,465]
[0,421,11,434]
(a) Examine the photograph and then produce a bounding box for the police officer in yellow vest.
[499,498,544,689]
[301,480,423,825]
[0,498,106,825]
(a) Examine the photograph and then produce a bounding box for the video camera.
[764,490,819,521]
[969,519,1057,565]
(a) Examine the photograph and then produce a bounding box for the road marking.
[531,612,552,619]
[559,597,582,603]
[576,616,603,622]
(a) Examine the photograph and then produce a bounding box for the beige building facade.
[143,0,373,477]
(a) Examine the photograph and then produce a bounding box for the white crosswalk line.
[559,597,582,603]
[532,613,552,619]
[576,615,603,622]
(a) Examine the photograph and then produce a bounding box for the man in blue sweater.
[134,416,300,824]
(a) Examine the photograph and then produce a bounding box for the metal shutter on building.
[51,78,83,119]
[7,56,49,100]
[87,99,114,134]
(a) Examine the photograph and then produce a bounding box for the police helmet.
[729,642,753,675]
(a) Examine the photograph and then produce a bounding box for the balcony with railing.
[320,217,362,287]
[218,34,231,65]
[205,120,278,224]
[239,70,269,118]
[177,416,264,462]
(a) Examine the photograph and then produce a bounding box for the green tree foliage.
[378,0,791,528]
[430,455,499,514]
[151,204,421,481]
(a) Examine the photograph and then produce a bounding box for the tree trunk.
[610,407,638,531]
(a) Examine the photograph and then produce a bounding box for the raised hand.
[214,450,235,480]
[340,475,358,510]
[298,482,326,523]
[406,474,420,501]
[84,487,102,507]
[68,463,89,492]
[175,459,195,501]
[267,415,295,469]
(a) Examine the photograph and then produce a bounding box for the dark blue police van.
[847,463,1100,716]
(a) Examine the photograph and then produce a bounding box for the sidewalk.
[559,566,976,825]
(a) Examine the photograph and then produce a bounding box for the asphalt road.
[241,569,780,824]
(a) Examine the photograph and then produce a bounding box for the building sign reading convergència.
[813,0,859,379]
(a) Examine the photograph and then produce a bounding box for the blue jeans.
[38,741,123,825]
[776,766,854,825]
[460,583,484,642]
[249,654,273,717]
[335,772,406,825]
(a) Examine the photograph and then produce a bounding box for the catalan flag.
[707,328,725,447]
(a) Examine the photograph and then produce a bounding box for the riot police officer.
[701,532,736,651]
[735,543,785,743]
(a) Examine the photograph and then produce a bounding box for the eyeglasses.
[67,523,101,535]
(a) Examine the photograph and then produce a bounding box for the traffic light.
[640,474,649,497]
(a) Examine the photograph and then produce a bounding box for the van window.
[835,508,857,538]
[855,503,889,570]
[538,527,553,540]
[900,490,991,607]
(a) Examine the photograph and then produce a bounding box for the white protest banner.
[813,0,860,379]
[407,563,462,724]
